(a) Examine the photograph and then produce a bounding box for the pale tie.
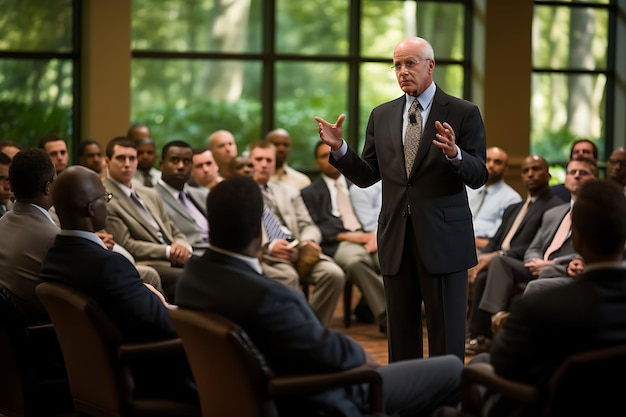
[404,98,423,177]
[263,206,293,241]
[179,192,209,242]
[130,191,164,243]
[500,196,531,251]
[0,204,7,218]
[543,210,572,260]
[470,187,488,216]
[335,178,361,232]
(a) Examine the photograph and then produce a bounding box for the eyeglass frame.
[92,191,113,204]
[607,158,626,168]
[390,59,431,72]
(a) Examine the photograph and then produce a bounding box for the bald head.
[266,128,291,168]
[52,165,107,232]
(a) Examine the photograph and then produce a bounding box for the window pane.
[416,2,465,61]
[0,59,74,147]
[533,5,608,70]
[433,64,464,98]
[0,0,73,52]
[131,59,262,152]
[274,62,348,170]
[131,0,262,53]
[275,0,348,55]
[361,1,408,58]
[361,1,465,61]
[531,73,606,163]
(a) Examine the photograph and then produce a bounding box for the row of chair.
[1,281,383,417]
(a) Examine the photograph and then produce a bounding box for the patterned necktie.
[130,191,164,243]
[335,178,361,232]
[263,206,293,241]
[179,192,209,242]
[544,210,572,260]
[500,196,532,251]
[404,98,422,177]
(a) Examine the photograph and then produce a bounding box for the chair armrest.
[269,364,383,412]
[461,362,538,415]
[118,337,184,360]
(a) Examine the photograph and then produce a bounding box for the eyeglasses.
[92,191,113,204]
[566,169,592,177]
[608,159,626,168]
[391,59,430,72]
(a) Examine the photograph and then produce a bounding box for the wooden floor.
[330,288,473,366]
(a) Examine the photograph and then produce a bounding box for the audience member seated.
[0,152,11,217]
[41,165,198,404]
[466,147,521,250]
[0,139,21,159]
[188,147,222,189]
[229,154,254,177]
[104,136,192,301]
[607,146,626,195]
[176,176,463,417]
[466,155,562,313]
[38,134,69,175]
[460,179,626,417]
[155,141,209,255]
[0,148,58,323]
[78,139,106,180]
[302,142,387,333]
[550,138,598,203]
[266,128,312,190]
[132,136,161,188]
[465,157,597,355]
[250,140,344,327]
[207,129,237,179]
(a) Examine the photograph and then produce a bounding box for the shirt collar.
[59,229,108,250]
[208,244,263,274]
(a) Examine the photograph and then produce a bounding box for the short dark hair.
[569,139,598,160]
[105,137,136,159]
[248,140,275,155]
[78,140,101,157]
[572,179,626,255]
[162,140,192,160]
[207,176,263,251]
[0,152,10,166]
[192,146,209,156]
[314,141,327,158]
[37,134,66,149]
[0,140,21,152]
[9,148,55,199]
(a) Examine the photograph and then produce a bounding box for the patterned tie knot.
[404,99,423,177]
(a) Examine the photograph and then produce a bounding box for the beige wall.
[81,0,131,149]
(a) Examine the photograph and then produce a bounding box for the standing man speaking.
[315,37,487,361]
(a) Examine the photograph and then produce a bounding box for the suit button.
[407,183,411,188]
[401,211,406,217]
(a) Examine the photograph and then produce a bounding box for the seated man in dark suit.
[104,136,192,301]
[176,176,463,417]
[40,165,197,403]
[465,155,563,353]
[464,179,626,417]
[301,142,387,332]
[466,156,597,354]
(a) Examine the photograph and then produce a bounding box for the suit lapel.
[135,188,174,243]
[410,88,449,177]
[157,184,195,224]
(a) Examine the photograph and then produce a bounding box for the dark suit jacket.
[482,190,564,260]
[301,177,349,257]
[40,235,176,341]
[332,87,487,275]
[490,266,626,389]
[176,249,367,415]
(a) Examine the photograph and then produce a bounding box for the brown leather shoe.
[491,311,509,335]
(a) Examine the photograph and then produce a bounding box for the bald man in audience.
[266,128,311,190]
[207,129,238,179]
[41,165,198,404]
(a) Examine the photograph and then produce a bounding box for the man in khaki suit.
[103,136,192,301]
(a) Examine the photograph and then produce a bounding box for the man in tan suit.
[103,136,192,301]
[250,140,344,327]
[0,148,58,323]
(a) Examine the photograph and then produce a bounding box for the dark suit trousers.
[467,270,494,338]
[383,221,468,361]
[478,256,533,315]
[147,264,183,302]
